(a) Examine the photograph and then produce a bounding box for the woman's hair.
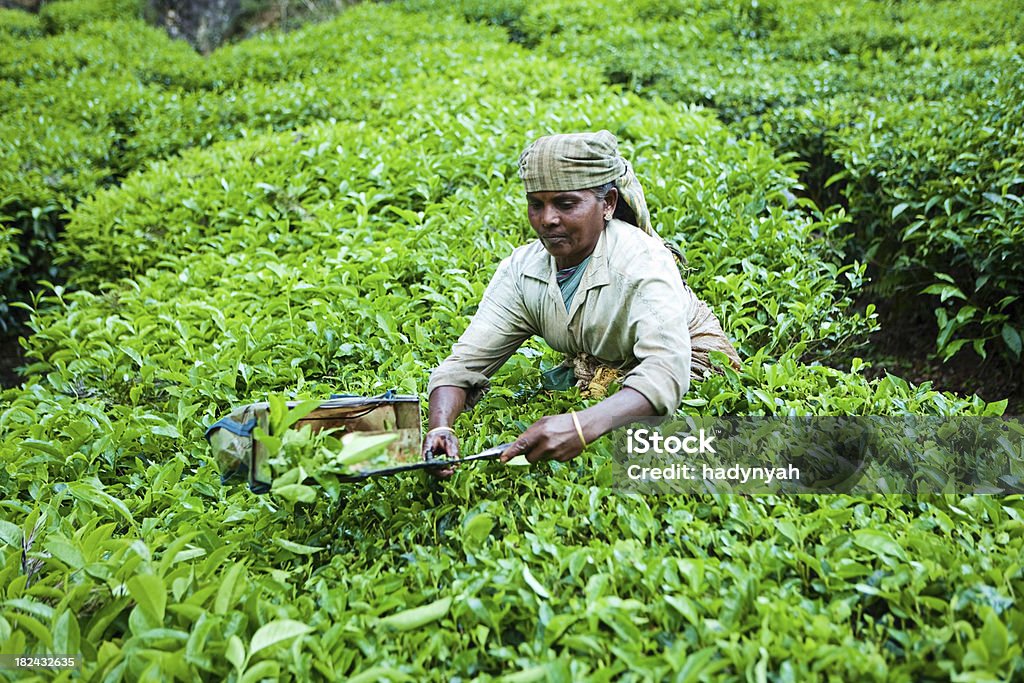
[591,181,638,227]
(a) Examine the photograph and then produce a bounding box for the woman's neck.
[555,246,597,270]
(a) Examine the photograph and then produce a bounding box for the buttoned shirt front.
[428,219,696,414]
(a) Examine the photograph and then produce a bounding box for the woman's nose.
[541,204,559,227]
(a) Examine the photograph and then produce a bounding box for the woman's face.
[526,189,617,269]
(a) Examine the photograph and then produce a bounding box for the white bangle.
[426,426,455,437]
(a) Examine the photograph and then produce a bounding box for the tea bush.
[58,112,872,363]
[0,9,208,331]
[830,58,1024,362]
[38,0,142,33]
[1,1,1021,681]
[0,8,41,37]
[0,4,509,329]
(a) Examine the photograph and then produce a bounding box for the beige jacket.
[428,219,697,414]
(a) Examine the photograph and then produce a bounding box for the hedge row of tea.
[1,0,528,329]
[2,1,1022,681]
[412,0,1024,366]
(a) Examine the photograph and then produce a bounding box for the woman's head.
[518,130,652,237]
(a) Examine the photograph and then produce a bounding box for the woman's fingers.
[501,414,583,464]
[499,433,533,464]
[442,433,461,460]
[554,449,577,463]
[424,432,460,478]
[423,432,460,458]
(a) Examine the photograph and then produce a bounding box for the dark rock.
[0,0,42,11]
[146,0,242,53]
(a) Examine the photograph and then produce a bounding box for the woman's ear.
[604,187,619,218]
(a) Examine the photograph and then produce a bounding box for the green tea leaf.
[463,513,494,547]
[51,610,80,655]
[0,520,22,548]
[347,667,414,683]
[126,574,167,624]
[225,635,246,671]
[499,666,550,683]
[271,483,318,503]
[522,566,550,599]
[852,529,908,562]
[335,433,398,466]
[379,597,452,631]
[1001,325,1021,359]
[281,399,323,432]
[214,563,246,615]
[249,619,314,656]
[272,538,324,555]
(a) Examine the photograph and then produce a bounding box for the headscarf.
[518,130,653,236]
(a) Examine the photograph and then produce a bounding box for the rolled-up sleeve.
[428,258,535,406]
[619,261,694,415]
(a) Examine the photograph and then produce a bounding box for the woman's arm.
[422,385,468,478]
[498,387,655,464]
[423,255,537,476]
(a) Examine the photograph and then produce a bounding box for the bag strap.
[330,389,398,400]
[204,417,257,441]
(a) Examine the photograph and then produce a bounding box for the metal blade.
[336,443,512,482]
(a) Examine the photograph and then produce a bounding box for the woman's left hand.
[499,413,586,464]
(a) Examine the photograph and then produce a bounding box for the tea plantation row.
[411,0,1024,368]
[1,1,1022,681]
[1,0,534,328]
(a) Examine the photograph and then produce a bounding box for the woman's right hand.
[423,428,460,479]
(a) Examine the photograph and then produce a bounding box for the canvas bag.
[206,391,421,493]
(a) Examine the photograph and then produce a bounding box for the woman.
[424,130,740,472]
